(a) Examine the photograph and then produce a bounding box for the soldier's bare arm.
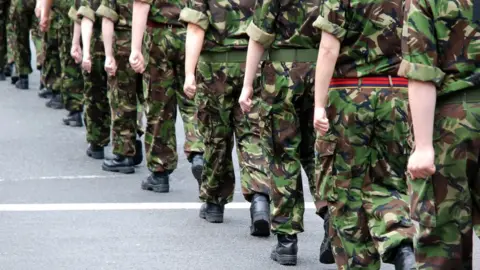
[129,1,149,73]
[102,18,116,76]
[238,39,264,113]
[40,0,53,32]
[80,17,94,72]
[183,23,205,99]
[69,3,83,63]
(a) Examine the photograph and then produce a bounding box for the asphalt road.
[0,50,478,270]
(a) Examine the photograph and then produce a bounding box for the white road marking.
[0,175,132,182]
[0,202,317,212]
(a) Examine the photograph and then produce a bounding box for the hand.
[407,145,436,179]
[129,50,145,73]
[104,56,117,77]
[313,107,329,135]
[82,54,92,73]
[39,9,50,32]
[70,43,82,64]
[183,73,196,99]
[238,86,253,113]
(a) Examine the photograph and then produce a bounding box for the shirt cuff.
[398,60,446,86]
[77,6,96,22]
[312,16,347,41]
[96,5,119,23]
[179,8,209,31]
[246,23,275,48]
[68,7,81,24]
[135,0,153,5]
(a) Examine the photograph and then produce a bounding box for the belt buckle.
[167,24,173,29]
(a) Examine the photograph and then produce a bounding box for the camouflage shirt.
[179,0,256,52]
[246,0,321,49]
[135,0,185,27]
[95,0,133,31]
[76,0,103,29]
[398,0,480,95]
[313,0,403,77]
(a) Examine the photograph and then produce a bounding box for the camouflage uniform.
[180,0,270,208]
[31,17,44,70]
[137,0,204,174]
[8,0,35,76]
[398,0,480,269]
[0,0,9,73]
[95,0,144,160]
[76,0,111,148]
[313,0,417,269]
[247,0,323,236]
[42,13,62,98]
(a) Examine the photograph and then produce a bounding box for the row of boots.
[0,63,29,89]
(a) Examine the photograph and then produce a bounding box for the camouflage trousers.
[258,61,321,235]
[196,59,269,205]
[84,29,110,147]
[8,0,35,75]
[143,26,204,173]
[109,29,144,157]
[316,79,416,269]
[43,20,61,95]
[31,23,43,70]
[0,0,9,68]
[409,90,480,270]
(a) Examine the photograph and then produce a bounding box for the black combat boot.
[142,172,169,193]
[191,154,204,189]
[271,234,298,266]
[4,63,11,77]
[393,244,416,270]
[38,87,53,98]
[10,64,18,84]
[0,69,5,81]
[86,144,105,159]
[102,155,135,174]
[250,193,270,237]
[319,211,335,264]
[15,75,28,90]
[46,94,64,109]
[62,111,83,127]
[199,202,224,223]
[132,139,143,166]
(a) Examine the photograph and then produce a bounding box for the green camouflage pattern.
[0,0,9,68]
[8,0,35,75]
[410,99,480,270]
[247,0,321,49]
[399,0,480,94]
[83,29,110,147]
[313,0,404,77]
[196,61,270,204]
[259,61,320,234]
[316,85,415,269]
[31,20,44,70]
[138,0,185,27]
[96,0,131,30]
[143,26,204,173]
[43,19,62,95]
[179,0,253,52]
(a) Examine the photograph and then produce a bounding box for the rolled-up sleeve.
[77,0,96,22]
[68,7,81,23]
[179,0,209,30]
[398,0,445,86]
[246,0,277,48]
[96,0,119,23]
[313,0,348,42]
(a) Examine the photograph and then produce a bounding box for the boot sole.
[250,218,270,237]
[102,164,135,174]
[271,252,297,266]
[67,120,83,127]
[87,151,104,160]
[39,94,52,99]
[141,182,169,193]
[205,212,224,223]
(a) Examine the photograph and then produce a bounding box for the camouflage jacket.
[136,0,184,27]
[246,0,321,49]
[95,0,133,31]
[313,0,403,77]
[179,0,256,52]
[398,0,480,95]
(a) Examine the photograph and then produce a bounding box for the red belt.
[329,76,408,87]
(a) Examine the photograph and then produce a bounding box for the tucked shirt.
[398,0,480,95]
[136,0,185,27]
[313,0,403,77]
[179,0,256,52]
[246,0,321,49]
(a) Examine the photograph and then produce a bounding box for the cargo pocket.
[315,137,338,202]
[408,175,437,228]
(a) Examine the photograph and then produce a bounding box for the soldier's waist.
[146,20,183,29]
[437,86,480,104]
[329,76,408,88]
[200,51,261,63]
[267,49,318,63]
